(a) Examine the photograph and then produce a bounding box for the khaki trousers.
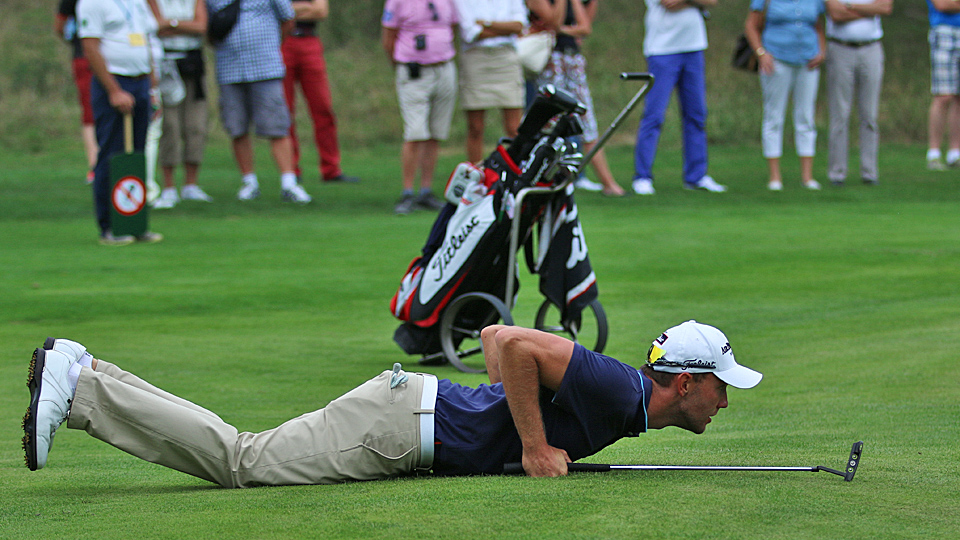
[67,362,428,488]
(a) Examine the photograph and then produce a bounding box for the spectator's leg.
[466,109,486,163]
[857,43,884,181]
[676,51,708,185]
[298,37,342,181]
[633,54,681,182]
[282,39,303,177]
[827,42,854,183]
[794,65,820,183]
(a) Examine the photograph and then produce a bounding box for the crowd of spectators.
[59,0,930,238]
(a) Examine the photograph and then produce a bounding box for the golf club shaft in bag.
[503,441,863,482]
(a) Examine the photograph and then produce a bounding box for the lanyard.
[111,0,138,30]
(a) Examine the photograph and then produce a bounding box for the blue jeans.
[633,51,708,185]
[91,75,151,235]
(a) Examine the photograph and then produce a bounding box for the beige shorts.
[396,61,458,142]
[458,45,524,110]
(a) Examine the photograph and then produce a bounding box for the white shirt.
[77,0,157,75]
[826,0,883,42]
[643,0,708,57]
[453,0,528,50]
[155,0,203,52]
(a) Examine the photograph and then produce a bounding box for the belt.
[290,28,316,37]
[415,373,438,470]
[828,37,880,48]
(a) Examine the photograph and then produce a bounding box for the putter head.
[817,441,864,481]
[843,441,863,482]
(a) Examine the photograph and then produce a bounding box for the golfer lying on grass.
[23,320,761,486]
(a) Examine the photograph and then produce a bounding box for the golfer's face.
[679,374,729,434]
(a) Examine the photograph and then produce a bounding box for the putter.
[503,441,863,482]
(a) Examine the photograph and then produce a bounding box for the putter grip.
[502,463,612,474]
[620,72,653,81]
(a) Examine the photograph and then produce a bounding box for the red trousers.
[282,35,342,180]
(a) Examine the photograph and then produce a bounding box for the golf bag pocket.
[444,162,485,205]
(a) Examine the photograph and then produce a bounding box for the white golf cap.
[647,320,762,389]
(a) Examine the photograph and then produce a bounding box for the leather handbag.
[732,0,770,72]
[731,34,758,72]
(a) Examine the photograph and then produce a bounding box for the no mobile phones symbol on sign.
[112,176,146,216]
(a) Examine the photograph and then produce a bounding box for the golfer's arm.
[495,327,573,449]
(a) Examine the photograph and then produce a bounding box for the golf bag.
[389,87,600,357]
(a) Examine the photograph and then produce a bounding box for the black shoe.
[830,179,845,187]
[394,193,417,215]
[324,174,360,184]
[415,192,446,211]
[862,178,878,186]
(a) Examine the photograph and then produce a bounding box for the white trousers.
[760,59,821,158]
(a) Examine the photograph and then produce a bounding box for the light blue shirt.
[207,0,294,84]
[928,0,960,28]
[750,0,824,66]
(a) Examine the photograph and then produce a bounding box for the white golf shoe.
[23,347,79,470]
[43,337,93,366]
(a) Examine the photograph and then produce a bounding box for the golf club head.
[817,441,863,481]
[843,441,863,481]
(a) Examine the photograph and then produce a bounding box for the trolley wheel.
[534,298,608,354]
[440,292,514,373]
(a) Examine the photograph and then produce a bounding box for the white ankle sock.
[947,149,960,164]
[281,172,298,190]
[67,362,82,395]
[242,173,258,186]
[927,149,942,161]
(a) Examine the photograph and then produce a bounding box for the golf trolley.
[390,74,653,372]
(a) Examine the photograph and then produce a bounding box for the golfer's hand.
[521,445,571,477]
[109,89,136,115]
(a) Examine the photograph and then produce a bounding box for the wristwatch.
[169,19,179,28]
[756,47,766,57]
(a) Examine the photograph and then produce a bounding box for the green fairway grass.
[1,141,958,539]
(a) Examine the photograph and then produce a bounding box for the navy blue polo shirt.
[431,344,652,475]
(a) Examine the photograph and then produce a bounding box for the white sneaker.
[152,188,179,209]
[632,178,655,195]
[927,158,947,171]
[768,180,783,191]
[689,175,727,193]
[237,182,261,201]
[281,183,312,204]
[574,177,604,192]
[22,348,77,470]
[803,179,822,190]
[181,184,213,202]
